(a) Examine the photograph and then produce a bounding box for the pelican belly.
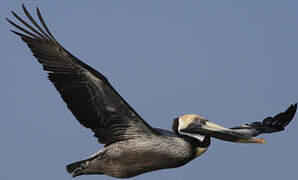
[92,136,197,178]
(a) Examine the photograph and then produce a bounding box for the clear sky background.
[1,1,297,180]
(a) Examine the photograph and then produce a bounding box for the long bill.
[180,120,266,144]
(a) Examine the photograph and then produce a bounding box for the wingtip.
[22,3,30,15]
[36,6,41,13]
[10,29,19,35]
[21,3,26,13]
[290,103,297,107]
[5,17,10,23]
[5,18,16,28]
[9,29,25,38]
[288,103,297,115]
[292,103,297,115]
[10,10,16,15]
[281,103,297,128]
[22,3,26,9]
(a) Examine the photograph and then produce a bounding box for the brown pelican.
[7,5,297,178]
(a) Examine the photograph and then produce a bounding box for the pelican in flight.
[7,5,296,178]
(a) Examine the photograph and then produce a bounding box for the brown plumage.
[7,4,296,178]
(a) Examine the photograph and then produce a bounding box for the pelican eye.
[193,118,207,126]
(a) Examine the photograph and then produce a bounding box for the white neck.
[178,118,206,142]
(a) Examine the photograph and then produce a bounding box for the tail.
[66,157,104,177]
[66,159,88,177]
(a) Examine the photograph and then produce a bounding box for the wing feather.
[231,104,297,136]
[7,5,155,145]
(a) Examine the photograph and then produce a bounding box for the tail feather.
[66,159,88,177]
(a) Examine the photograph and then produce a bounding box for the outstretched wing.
[230,104,297,137]
[7,4,155,145]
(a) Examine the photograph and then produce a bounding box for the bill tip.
[259,138,267,144]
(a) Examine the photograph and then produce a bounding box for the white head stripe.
[178,118,205,142]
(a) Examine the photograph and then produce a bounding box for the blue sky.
[1,1,297,180]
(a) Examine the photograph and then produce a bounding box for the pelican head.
[175,114,266,144]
